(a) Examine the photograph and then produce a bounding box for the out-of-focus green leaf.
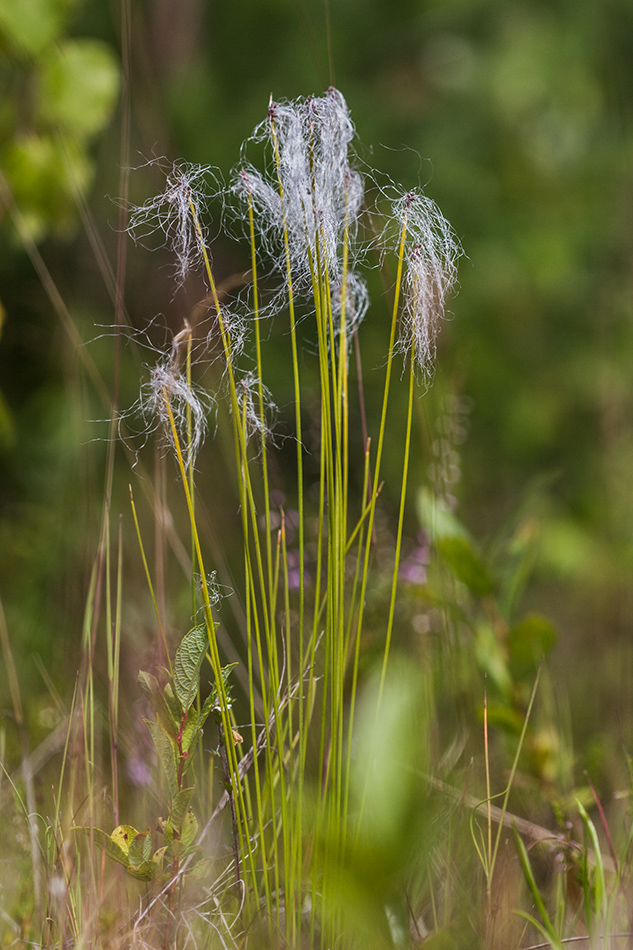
[497,516,541,619]
[170,787,195,835]
[179,808,198,850]
[436,536,494,597]
[127,829,153,869]
[73,825,132,867]
[483,703,525,734]
[0,386,15,450]
[474,622,511,698]
[508,613,557,679]
[1,132,90,240]
[137,670,180,733]
[144,718,179,797]
[416,487,468,542]
[110,824,139,857]
[38,39,120,139]
[0,0,78,56]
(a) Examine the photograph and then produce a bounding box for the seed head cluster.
[126,160,218,288]
[126,88,461,459]
[394,189,461,377]
[235,87,367,312]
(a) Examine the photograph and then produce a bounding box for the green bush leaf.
[110,824,139,857]
[127,829,153,869]
[179,808,199,851]
[0,0,78,56]
[474,622,512,699]
[125,856,161,882]
[1,132,90,241]
[144,718,179,797]
[416,486,468,542]
[436,536,494,597]
[170,787,195,835]
[73,825,132,868]
[38,39,120,139]
[508,613,557,679]
[137,671,180,733]
[174,625,208,713]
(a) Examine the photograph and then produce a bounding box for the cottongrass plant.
[122,87,461,948]
[0,87,462,950]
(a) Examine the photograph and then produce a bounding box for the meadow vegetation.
[2,2,633,948]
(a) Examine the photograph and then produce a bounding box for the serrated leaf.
[144,719,179,798]
[174,626,208,713]
[436,536,494,597]
[170,787,195,835]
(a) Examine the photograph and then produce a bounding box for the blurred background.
[1,0,632,793]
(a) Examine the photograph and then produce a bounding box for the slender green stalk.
[378,342,416,701]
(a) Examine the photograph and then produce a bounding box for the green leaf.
[170,787,195,835]
[173,626,208,713]
[125,857,160,882]
[110,824,140,858]
[0,0,78,56]
[73,826,132,868]
[38,39,120,139]
[416,487,468,542]
[436,536,494,597]
[181,705,201,755]
[137,671,180,733]
[127,829,152,869]
[144,719,179,798]
[179,808,199,851]
[508,614,557,679]
[163,682,183,723]
[1,132,90,241]
[483,702,525,734]
[474,623,512,698]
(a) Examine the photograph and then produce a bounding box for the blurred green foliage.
[0,0,120,240]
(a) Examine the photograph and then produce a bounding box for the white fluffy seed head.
[330,269,369,337]
[236,370,277,447]
[126,161,219,288]
[142,360,213,469]
[393,189,462,377]
[234,88,364,296]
